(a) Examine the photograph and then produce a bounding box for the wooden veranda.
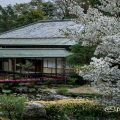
[0,57,73,84]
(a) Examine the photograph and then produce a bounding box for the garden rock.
[14,87,28,93]
[23,102,46,120]
[39,91,70,100]
[28,88,36,93]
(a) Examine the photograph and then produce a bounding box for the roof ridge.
[0,19,72,36]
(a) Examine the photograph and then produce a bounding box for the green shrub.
[45,80,54,88]
[39,99,120,120]
[56,87,68,95]
[67,77,77,85]
[44,104,65,120]
[2,83,20,93]
[0,94,27,120]
[68,73,88,85]
[39,99,104,120]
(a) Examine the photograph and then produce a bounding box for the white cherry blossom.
[67,0,120,96]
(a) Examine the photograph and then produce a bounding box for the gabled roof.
[0,20,82,39]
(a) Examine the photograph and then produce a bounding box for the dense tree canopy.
[0,0,102,33]
[0,0,56,33]
[0,5,17,32]
[67,44,96,65]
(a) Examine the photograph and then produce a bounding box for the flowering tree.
[66,0,120,96]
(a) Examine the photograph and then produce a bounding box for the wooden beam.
[35,58,37,80]
[61,58,66,76]
[20,58,22,79]
[61,57,66,84]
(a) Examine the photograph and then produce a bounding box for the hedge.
[38,99,120,120]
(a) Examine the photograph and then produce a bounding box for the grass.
[38,99,104,120]
[37,99,120,120]
[0,118,9,120]
[37,85,102,99]
[44,85,100,95]
[56,87,68,95]
[68,85,99,94]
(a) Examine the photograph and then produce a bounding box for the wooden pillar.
[20,58,22,79]
[61,58,66,84]
[1,58,3,71]
[41,58,43,76]
[8,59,9,79]
[35,58,37,80]
[61,58,66,76]
[12,58,16,80]
[3,59,9,71]
[55,58,58,84]
[42,58,43,77]
[55,58,57,76]
[1,58,4,79]
[19,59,22,73]
[8,59,9,72]
[8,59,12,71]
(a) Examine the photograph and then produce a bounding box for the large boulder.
[23,102,46,120]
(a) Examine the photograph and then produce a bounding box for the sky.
[0,0,50,7]
[0,0,31,7]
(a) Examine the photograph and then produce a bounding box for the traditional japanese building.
[0,20,79,82]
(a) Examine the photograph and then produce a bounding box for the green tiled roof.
[0,48,71,58]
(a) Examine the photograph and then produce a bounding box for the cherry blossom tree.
[66,0,120,96]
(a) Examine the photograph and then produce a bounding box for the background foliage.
[0,0,101,33]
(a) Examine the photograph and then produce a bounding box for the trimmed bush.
[38,99,120,120]
[68,73,88,85]
[56,87,68,95]
[0,94,27,120]
[38,99,103,120]
[67,77,77,85]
